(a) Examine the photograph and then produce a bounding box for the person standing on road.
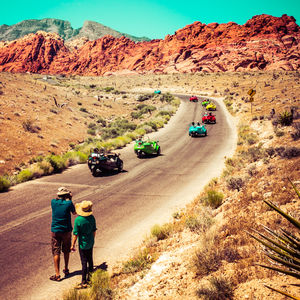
[50,187,76,281]
[71,200,97,289]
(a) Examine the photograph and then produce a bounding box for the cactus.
[250,179,300,299]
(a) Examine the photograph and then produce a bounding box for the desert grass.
[63,270,114,300]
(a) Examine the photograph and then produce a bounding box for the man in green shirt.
[50,187,76,281]
[71,200,97,289]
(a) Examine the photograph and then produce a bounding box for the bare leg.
[53,255,60,276]
[64,252,70,271]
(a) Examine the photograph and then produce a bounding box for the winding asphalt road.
[0,95,236,300]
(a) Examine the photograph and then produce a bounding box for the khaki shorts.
[51,231,71,255]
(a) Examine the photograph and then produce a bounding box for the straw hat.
[75,200,93,217]
[57,187,71,197]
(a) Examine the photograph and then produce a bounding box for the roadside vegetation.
[0,82,179,192]
[1,71,299,298]
[61,71,299,299]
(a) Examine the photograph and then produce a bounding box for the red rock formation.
[0,31,68,73]
[0,14,299,75]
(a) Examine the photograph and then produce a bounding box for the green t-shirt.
[51,198,75,233]
[73,215,97,250]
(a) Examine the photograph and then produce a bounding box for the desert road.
[0,94,236,300]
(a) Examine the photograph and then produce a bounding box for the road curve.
[0,95,236,300]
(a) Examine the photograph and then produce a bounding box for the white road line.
[29,181,99,188]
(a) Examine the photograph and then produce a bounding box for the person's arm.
[71,234,78,251]
[70,196,76,215]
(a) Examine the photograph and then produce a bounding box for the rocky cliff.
[0,14,299,75]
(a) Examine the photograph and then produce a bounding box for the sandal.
[63,269,70,276]
[50,275,61,281]
[75,283,87,289]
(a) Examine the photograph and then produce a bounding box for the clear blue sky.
[1,0,299,39]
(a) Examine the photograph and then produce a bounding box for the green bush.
[79,107,88,113]
[37,160,53,175]
[131,111,142,119]
[103,86,114,92]
[160,93,174,103]
[151,223,172,241]
[140,105,156,114]
[88,123,96,129]
[87,129,96,136]
[97,117,107,127]
[202,190,224,208]
[88,270,114,299]
[101,118,136,139]
[17,169,34,183]
[278,111,293,126]
[122,249,155,274]
[137,94,153,102]
[156,110,172,117]
[75,151,88,163]
[47,155,67,173]
[0,176,10,192]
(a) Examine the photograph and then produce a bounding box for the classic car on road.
[202,112,216,124]
[201,99,210,107]
[88,149,123,176]
[189,122,207,137]
[206,102,217,111]
[189,95,198,102]
[134,139,161,158]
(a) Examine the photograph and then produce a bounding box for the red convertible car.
[189,95,198,102]
[202,112,216,124]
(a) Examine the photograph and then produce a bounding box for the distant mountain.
[0,15,299,75]
[0,18,150,42]
[72,20,150,42]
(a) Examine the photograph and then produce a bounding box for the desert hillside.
[0,14,299,75]
[52,70,299,300]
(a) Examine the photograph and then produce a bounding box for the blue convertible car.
[189,122,207,137]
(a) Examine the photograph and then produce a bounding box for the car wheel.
[156,147,161,156]
[92,168,97,177]
[137,151,143,159]
[118,161,123,172]
[205,131,207,136]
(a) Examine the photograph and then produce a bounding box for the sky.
[1,0,299,39]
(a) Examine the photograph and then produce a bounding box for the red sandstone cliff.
[0,14,299,75]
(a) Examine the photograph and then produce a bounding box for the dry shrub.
[194,232,221,276]
[196,276,234,299]
[291,122,300,140]
[22,119,40,133]
[226,176,244,191]
[185,208,214,233]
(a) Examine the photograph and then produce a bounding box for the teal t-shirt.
[73,215,97,250]
[51,198,75,233]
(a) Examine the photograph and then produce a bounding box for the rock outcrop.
[0,14,299,75]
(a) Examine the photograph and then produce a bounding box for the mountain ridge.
[0,14,299,75]
[0,18,150,42]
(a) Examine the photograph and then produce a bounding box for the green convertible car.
[134,138,161,158]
